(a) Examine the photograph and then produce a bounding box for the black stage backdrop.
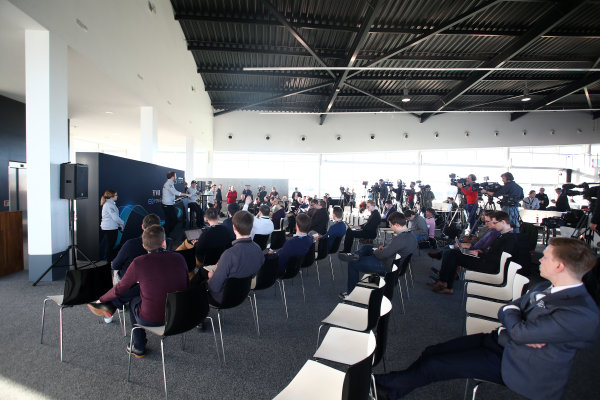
[76,152,185,260]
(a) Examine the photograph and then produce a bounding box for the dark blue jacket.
[324,221,346,251]
[112,237,146,278]
[276,234,313,275]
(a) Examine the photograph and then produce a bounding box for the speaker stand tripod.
[32,199,98,286]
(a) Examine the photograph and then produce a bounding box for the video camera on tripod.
[562,182,600,200]
[449,173,470,187]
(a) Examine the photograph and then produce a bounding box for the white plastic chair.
[466,262,522,302]
[465,274,530,319]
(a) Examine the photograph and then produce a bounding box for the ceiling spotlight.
[522,129,527,135]
[521,88,531,102]
[370,134,376,140]
[494,130,499,136]
[434,132,439,138]
[550,129,555,135]
[464,131,470,137]
[401,88,411,103]
[403,132,409,139]
[300,135,307,142]
[265,134,271,141]
[335,135,342,141]
[227,133,233,140]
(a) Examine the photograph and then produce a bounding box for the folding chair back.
[253,234,270,250]
[63,265,112,306]
[164,286,209,336]
[341,347,376,400]
[214,276,253,308]
[254,256,279,291]
[316,236,329,261]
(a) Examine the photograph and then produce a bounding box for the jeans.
[346,245,387,292]
[502,206,520,233]
[129,297,162,351]
[466,203,478,230]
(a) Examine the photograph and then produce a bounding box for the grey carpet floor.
[0,252,598,400]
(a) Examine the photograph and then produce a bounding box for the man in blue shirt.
[269,213,313,276]
[161,171,189,237]
[323,206,346,251]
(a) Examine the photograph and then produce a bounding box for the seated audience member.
[444,197,458,211]
[222,202,239,241]
[323,206,346,251]
[272,202,286,230]
[243,199,274,238]
[375,238,600,400]
[341,200,381,253]
[429,211,498,261]
[405,210,428,241]
[87,225,188,358]
[112,213,161,279]
[270,213,314,276]
[202,210,264,304]
[424,208,436,239]
[536,187,549,210]
[339,212,417,297]
[191,207,232,265]
[306,198,318,219]
[522,190,540,210]
[430,211,516,295]
[380,200,397,227]
[548,187,570,212]
[309,199,330,235]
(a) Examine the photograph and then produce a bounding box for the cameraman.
[379,179,389,209]
[456,174,478,230]
[394,179,404,209]
[482,172,524,233]
[407,182,416,209]
[421,185,435,213]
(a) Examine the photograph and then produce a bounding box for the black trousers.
[342,227,372,253]
[188,202,204,227]
[162,205,178,237]
[375,333,504,399]
[103,229,119,262]
[439,249,496,289]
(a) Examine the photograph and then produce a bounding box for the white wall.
[214,111,598,153]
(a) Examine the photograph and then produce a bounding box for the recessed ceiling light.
[402,88,411,103]
[104,111,113,114]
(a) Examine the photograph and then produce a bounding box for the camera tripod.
[32,199,98,286]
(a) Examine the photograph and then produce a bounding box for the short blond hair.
[142,225,165,251]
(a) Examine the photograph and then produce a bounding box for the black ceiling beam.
[346,0,504,80]
[420,0,587,123]
[213,81,334,117]
[189,42,596,64]
[197,68,584,82]
[510,72,600,121]
[320,0,385,125]
[175,13,600,39]
[344,82,421,118]
[259,0,337,80]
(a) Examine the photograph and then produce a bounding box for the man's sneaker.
[87,302,116,318]
[338,292,348,300]
[338,253,360,263]
[103,316,113,324]
[126,344,146,358]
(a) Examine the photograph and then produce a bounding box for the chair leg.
[316,324,326,349]
[407,262,414,288]
[277,280,289,319]
[329,255,335,281]
[217,310,226,364]
[160,338,168,400]
[59,306,64,362]
[248,295,259,336]
[403,275,411,300]
[41,298,50,344]
[205,316,220,363]
[117,305,127,337]
[299,271,306,302]
[127,326,143,381]
[371,374,378,400]
[315,260,321,286]
[253,293,260,336]
[397,278,406,314]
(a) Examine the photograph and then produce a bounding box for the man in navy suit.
[375,237,600,400]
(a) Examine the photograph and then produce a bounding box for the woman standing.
[227,186,238,205]
[100,189,124,263]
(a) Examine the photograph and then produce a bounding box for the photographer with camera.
[421,185,435,214]
[406,182,416,210]
[456,174,478,230]
[482,172,524,233]
[378,179,389,209]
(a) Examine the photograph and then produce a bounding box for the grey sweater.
[373,230,418,270]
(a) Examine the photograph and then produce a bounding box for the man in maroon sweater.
[88,225,188,358]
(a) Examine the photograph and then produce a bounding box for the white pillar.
[25,29,70,281]
[206,150,214,177]
[186,136,195,182]
[140,106,157,163]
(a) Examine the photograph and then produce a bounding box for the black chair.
[209,276,255,363]
[277,255,305,319]
[127,286,218,399]
[250,256,280,335]
[41,265,112,361]
[327,235,344,280]
[270,229,286,250]
[298,243,316,298]
[314,236,330,285]
[253,233,270,251]
[175,248,197,272]
[395,254,413,314]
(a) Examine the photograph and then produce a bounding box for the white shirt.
[162,179,181,205]
[251,216,274,238]
[100,199,124,230]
